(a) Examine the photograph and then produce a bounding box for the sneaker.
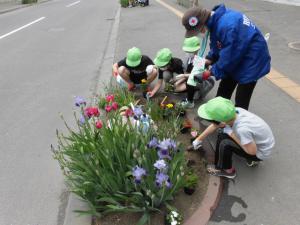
[181,99,194,109]
[246,159,260,167]
[207,166,237,179]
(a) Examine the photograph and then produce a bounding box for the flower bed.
[52,86,208,225]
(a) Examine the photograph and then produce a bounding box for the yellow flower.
[166,103,174,109]
[141,79,147,84]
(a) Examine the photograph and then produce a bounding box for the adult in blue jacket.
[182,4,271,109]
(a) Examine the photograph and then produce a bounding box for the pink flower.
[112,102,118,111]
[105,105,113,112]
[95,120,103,129]
[106,94,115,103]
[84,107,100,118]
[125,108,134,117]
[191,131,198,138]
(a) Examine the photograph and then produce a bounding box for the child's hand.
[147,91,155,98]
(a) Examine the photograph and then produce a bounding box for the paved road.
[115,1,300,225]
[0,0,118,224]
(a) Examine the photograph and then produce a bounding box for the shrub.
[22,0,38,4]
[52,92,186,225]
[120,0,129,7]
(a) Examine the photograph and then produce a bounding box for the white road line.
[66,1,80,7]
[0,17,45,40]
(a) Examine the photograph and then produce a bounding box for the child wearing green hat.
[181,36,215,109]
[192,97,275,179]
[147,48,185,97]
[112,47,157,90]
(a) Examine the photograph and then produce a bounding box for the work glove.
[202,70,212,80]
[192,139,202,150]
[223,125,233,135]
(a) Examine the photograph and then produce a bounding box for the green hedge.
[22,0,38,4]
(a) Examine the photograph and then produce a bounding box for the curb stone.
[183,111,223,225]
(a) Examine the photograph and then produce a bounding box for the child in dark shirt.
[112,47,157,90]
[147,48,186,97]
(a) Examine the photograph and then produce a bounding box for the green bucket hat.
[182,36,201,53]
[126,47,142,67]
[154,48,172,67]
[197,97,236,122]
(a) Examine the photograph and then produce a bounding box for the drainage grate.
[288,41,300,51]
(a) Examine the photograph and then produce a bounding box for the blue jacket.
[206,4,271,84]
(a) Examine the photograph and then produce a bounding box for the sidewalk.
[114,1,300,225]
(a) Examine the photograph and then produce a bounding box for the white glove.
[146,65,154,75]
[192,139,202,150]
[223,125,233,135]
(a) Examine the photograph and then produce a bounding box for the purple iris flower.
[158,138,175,150]
[147,137,159,149]
[155,172,171,188]
[79,114,86,125]
[75,96,86,107]
[132,166,146,183]
[169,139,177,150]
[157,149,171,160]
[133,106,143,117]
[154,159,168,171]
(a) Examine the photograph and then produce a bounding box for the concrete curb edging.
[184,112,223,225]
[184,176,223,225]
[63,193,92,225]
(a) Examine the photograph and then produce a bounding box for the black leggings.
[187,84,197,102]
[216,78,257,110]
[215,132,261,170]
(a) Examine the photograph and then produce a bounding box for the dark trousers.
[215,132,261,170]
[216,78,257,110]
[187,84,197,102]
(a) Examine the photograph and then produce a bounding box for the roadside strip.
[155,0,300,103]
[0,17,45,40]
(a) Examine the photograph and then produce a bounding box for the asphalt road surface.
[0,0,118,224]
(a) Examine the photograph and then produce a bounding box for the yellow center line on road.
[155,0,300,103]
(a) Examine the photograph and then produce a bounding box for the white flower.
[172,211,178,218]
[171,221,177,225]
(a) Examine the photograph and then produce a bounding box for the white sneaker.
[181,99,194,109]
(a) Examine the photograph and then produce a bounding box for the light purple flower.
[75,96,86,107]
[133,106,143,117]
[169,139,177,150]
[156,172,171,188]
[147,137,159,149]
[79,114,86,125]
[158,139,173,150]
[157,148,171,160]
[154,160,168,171]
[132,166,146,183]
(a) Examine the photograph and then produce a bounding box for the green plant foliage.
[22,0,37,4]
[53,90,186,225]
[120,0,129,7]
[184,170,199,189]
